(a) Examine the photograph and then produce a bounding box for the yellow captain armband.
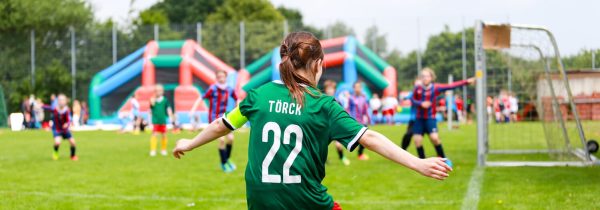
[221,106,248,130]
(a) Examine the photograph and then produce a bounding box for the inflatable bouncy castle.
[88,40,236,124]
[235,36,397,99]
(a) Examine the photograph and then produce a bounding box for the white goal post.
[473,21,597,167]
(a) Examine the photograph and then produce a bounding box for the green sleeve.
[327,98,367,152]
[239,90,258,117]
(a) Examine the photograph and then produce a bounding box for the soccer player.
[149,84,175,157]
[191,70,238,172]
[323,80,350,166]
[347,82,371,160]
[44,94,77,161]
[411,68,475,167]
[401,78,422,150]
[173,32,451,210]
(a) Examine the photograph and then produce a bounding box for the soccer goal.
[473,21,598,167]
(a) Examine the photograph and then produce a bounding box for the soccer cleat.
[150,151,157,157]
[221,163,233,173]
[227,160,237,171]
[341,157,351,166]
[445,158,454,169]
[52,151,59,160]
[358,154,370,161]
[71,155,78,161]
[160,150,168,156]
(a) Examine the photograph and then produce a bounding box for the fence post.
[70,26,76,99]
[593,50,596,70]
[154,24,159,41]
[240,21,245,69]
[30,29,35,89]
[447,74,453,130]
[283,20,288,38]
[461,19,467,113]
[196,22,202,45]
[416,17,422,74]
[112,24,117,64]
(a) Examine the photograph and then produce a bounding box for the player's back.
[239,81,364,210]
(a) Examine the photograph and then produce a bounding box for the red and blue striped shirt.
[411,80,469,119]
[43,105,71,132]
[204,84,238,122]
[347,94,370,125]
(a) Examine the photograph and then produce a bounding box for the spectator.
[381,94,398,125]
[81,101,89,125]
[369,93,382,123]
[509,92,519,122]
[72,100,81,127]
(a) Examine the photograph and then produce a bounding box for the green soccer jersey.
[150,96,171,125]
[223,81,367,210]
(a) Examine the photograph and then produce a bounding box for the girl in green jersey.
[173,32,451,210]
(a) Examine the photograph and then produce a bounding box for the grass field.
[1,123,600,210]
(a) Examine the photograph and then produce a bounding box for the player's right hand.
[173,139,193,159]
[421,101,432,108]
[416,157,452,180]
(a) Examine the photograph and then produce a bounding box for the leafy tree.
[146,0,224,23]
[0,0,93,112]
[203,0,285,68]
[9,59,72,111]
[277,6,323,38]
[323,21,355,38]
[364,25,387,56]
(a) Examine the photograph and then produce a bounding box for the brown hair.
[279,31,324,106]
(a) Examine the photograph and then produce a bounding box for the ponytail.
[279,32,324,106]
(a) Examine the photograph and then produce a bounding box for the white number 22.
[261,122,302,184]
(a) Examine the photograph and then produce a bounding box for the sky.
[89,0,600,56]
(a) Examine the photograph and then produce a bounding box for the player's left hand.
[173,139,193,159]
[467,77,476,85]
[63,123,69,129]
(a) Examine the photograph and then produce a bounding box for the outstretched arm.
[359,130,452,180]
[172,118,231,158]
[436,77,476,92]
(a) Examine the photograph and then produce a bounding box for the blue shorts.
[412,119,438,135]
[52,130,72,139]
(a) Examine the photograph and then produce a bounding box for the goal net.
[474,21,596,166]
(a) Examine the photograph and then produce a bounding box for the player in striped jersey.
[173,32,451,210]
[191,70,238,172]
[347,82,371,160]
[43,94,78,161]
[411,68,474,167]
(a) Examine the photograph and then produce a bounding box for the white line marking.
[461,167,484,210]
[1,190,457,206]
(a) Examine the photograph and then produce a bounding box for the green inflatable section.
[354,56,389,90]
[243,67,272,91]
[150,55,182,68]
[358,44,391,71]
[89,75,103,119]
[246,51,272,74]
[158,40,185,49]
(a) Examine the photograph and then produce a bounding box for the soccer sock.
[53,144,59,152]
[70,146,76,157]
[434,144,446,158]
[401,133,412,150]
[218,149,228,164]
[225,143,233,160]
[150,136,157,151]
[358,144,365,155]
[161,136,168,151]
[416,146,425,159]
[337,148,344,159]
